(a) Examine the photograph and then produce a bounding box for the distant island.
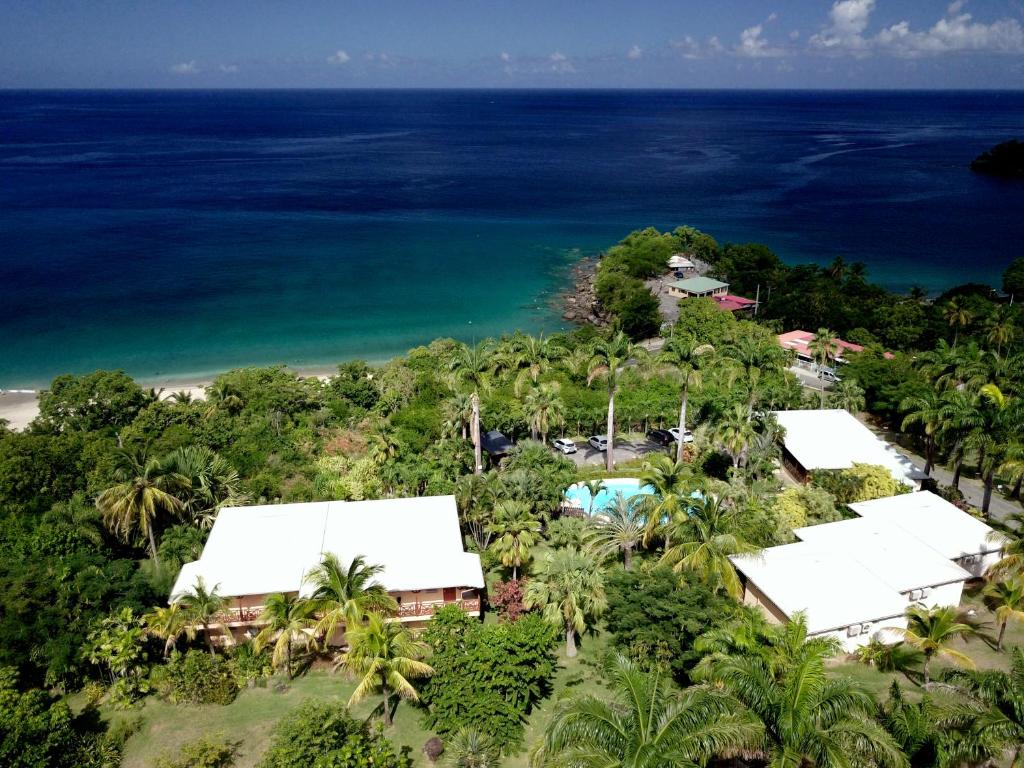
[971,139,1024,178]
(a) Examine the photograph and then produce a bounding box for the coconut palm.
[988,513,1024,581]
[658,334,714,462]
[714,403,756,471]
[487,500,541,581]
[579,479,607,517]
[443,391,475,440]
[808,327,839,407]
[523,382,565,443]
[336,611,433,726]
[96,447,184,566]
[503,332,562,394]
[143,603,194,658]
[704,643,908,768]
[637,454,694,545]
[253,592,318,679]
[448,341,495,474]
[896,605,977,684]
[164,445,246,528]
[454,471,502,551]
[900,389,945,475]
[985,305,1018,359]
[586,491,644,570]
[588,331,646,471]
[168,389,194,404]
[524,547,607,658]
[305,553,398,645]
[174,577,228,656]
[445,728,500,768]
[829,378,865,414]
[944,298,974,347]
[660,494,755,600]
[531,654,759,768]
[983,578,1024,651]
[204,380,244,417]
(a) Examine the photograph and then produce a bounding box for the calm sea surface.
[2,90,1023,387]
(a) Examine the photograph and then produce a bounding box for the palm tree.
[486,500,541,581]
[658,334,714,463]
[204,380,244,417]
[142,603,194,658]
[944,297,974,347]
[174,577,227,656]
[305,553,398,645]
[442,391,475,440]
[660,494,755,600]
[503,332,562,395]
[336,611,433,726]
[896,605,977,684]
[985,305,1017,358]
[454,472,502,551]
[900,389,945,475]
[163,445,246,528]
[588,332,646,471]
[168,389,194,405]
[577,479,606,517]
[444,728,500,768]
[705,644,908,768]
[448,341,495,475]
[989,513,1024,581]
[808,327,839,407]
[524,547,607,658]
[829,378,865,414]
[983,578,1024,651]
[253,592,319,679]
[714,403,756,470]
[523,382,565,443]
[96,448,184,566]
[586,491,644,570]
[532,654,759,768]
[636,454,694,545]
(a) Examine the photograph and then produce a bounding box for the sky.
[1,0,1024,89]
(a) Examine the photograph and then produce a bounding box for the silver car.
[552,438,578,455]
[588,435,609,451]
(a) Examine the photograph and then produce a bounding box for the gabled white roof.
[772,409,926,486]
[731,542,908,634]
[793,516,971,592]
[849,491,1005,560]
[170,495,484,602]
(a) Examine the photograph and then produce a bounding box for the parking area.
[557,438,673,467]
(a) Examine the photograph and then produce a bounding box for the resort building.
[777,329,894,365]
[794,515,971,609]
[667,275,729,299]
[772,409,928,488]
[730,542,909,652]
[849,491,1005,578]
[667,254,696,272]
[170,495,485,643]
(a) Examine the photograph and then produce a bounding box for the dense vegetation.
[971,138,1024,179]
[2,223,1024,766]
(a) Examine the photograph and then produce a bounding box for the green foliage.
[419,606,557,751]
[258,701,412,768]
[811,463,911,504]
[1005,257,1024,298]
[771,485,843,534]
[37,370,149,433]
[0,667,91,768]
[154,734,239,768]
[158,650,239,705]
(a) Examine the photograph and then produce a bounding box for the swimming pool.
[563,478,655,515]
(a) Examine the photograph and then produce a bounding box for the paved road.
[561,438,672,468]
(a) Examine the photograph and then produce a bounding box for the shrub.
[489,579,526,622]
[154,734,239,768]
[772,485,843,534]
[811,463,911,504]
[228,642,273,687]
[159,650,239,705]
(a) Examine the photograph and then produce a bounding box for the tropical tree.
[900,388,945,475]
[944,297,974,347]
[174,577,228,656]
[829,378,865,414]
[443,391,475,440]
[502,332,562,394]
[579,479,606,517]
[985,305,1017,359]
[444,728,500,768]
[588,332,646,471]
[204,380,244,417]
[808,327,839,407]
[143,603,194,658]
[253,592,319,680]
[454,472,502,551]
[531,654,759,768]
[983,578,1024,651]
[636,454,694,544]
[305,553,398,645]
[713,403,756,471]
[523,382,565,443]
[524,547,607,658]
[660,494,755,600]
[95,447,184,565]
[448,341,495,474]
[704,640,909,768]
[487,500,541,581]
[164,445,245,528]
[658,334,714,462]
[586,491,645,570]
[336,611,433,726]
[895,605,977,684]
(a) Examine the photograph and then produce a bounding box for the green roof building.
[667,276,729,298]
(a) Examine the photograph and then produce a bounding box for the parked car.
[819,368,841,383]
[588,435,609,451]
[646,428,675,446]
[552,437,578,455]
[668,427,694,443]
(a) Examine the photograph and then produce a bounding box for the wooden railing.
[214,605,265,624]
[397,598,481,618]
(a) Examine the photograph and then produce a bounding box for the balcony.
[214,605,265,625]
[397,598,481,619]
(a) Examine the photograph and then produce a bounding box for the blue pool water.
[564,479,655,514]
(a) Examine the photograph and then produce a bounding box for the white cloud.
[548,51,575,73]
[767,12,778,22]
[790,30,801,40]
[948,0,966,15]
[499,51,511,62]
[219,64,239,74]
[708,36,724,52]
[736,24,784,57]
[170,60,199,75]
[327,49,350,65]
[810,0,875,52]
[670,36,703,59]
[627,44,643,60]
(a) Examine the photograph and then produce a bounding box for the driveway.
[561,438,672,468]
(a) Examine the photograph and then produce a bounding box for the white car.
[552,438,578,455]
[819,368,841,383]
[668,427,694,444]
[588,435,609,451]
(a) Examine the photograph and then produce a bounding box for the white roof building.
[667,254,695,269]
[849,491,1005,577]
[731,542,909,652]
[171,495,485,603]
[772,409,927,487]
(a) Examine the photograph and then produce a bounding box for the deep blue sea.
[2,90,1023,388]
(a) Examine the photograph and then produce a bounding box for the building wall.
[816,614,908,653]
[741,581,787,625]
[910,580,964,610]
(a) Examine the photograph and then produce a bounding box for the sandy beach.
[0,367,338,432]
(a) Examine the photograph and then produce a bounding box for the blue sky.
[2,0,1023,88]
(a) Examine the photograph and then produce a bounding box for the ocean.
[2,89,1023,388]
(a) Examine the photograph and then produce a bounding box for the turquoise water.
[564,479,655,514]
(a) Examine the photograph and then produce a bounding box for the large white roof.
[772,409,926,486]
[170,495,484,601]
[793,516,971,592]
[731,542,908,634]
[849,491,1005,560]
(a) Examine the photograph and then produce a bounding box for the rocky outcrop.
[556,257,609,326]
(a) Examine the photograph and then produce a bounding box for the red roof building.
[777,330,893,361]
[713,294,757,313]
